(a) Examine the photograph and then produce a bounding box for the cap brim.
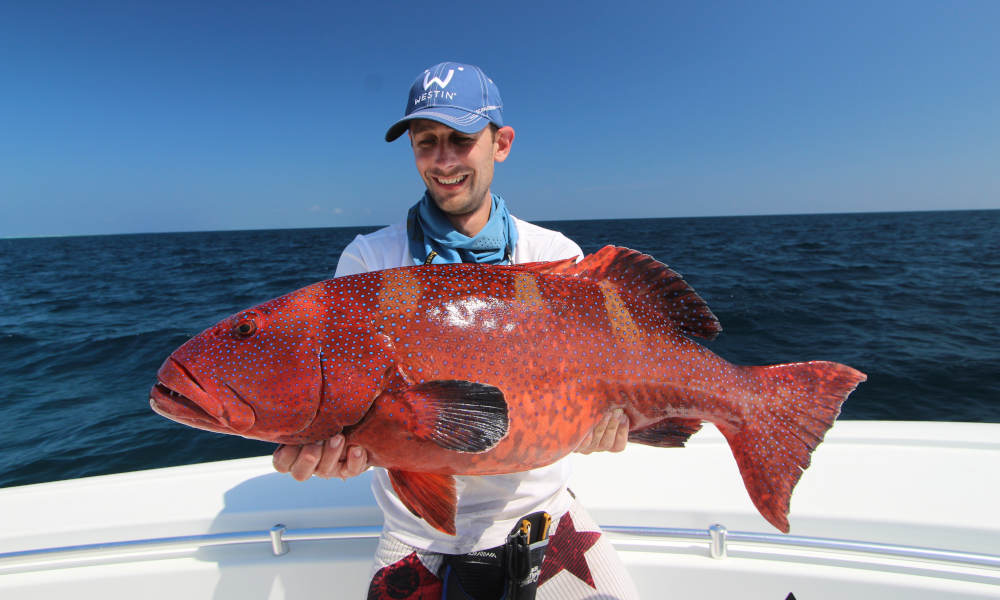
[384,107,493,142]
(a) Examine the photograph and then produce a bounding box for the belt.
[441,511,552,600]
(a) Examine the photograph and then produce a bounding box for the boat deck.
[2,421,998,598]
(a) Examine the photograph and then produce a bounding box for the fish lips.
[150,359,256,435]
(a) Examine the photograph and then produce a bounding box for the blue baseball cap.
[385,62,504,142]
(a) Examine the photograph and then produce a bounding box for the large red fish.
[150,246,865,535]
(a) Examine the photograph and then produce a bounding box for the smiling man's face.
[409,120,514,234]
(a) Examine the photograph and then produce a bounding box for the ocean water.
[1,210,998,489]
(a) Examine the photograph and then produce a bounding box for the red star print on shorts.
[538,512,602,588]
[367,552,442,600]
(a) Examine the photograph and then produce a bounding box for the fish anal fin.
[388,469,457,535]
[402,380,509,453]
[721,361,866,533]
[524,246,722,340]
[628,418,703,447]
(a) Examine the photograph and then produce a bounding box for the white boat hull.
[2,421,999,598]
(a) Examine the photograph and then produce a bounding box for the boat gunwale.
[2,523,997,575]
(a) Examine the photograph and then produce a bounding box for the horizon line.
[2,207,997,241]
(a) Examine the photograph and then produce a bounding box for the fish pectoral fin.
[628,418,703,447]
[401,380,509,453]
[388,469,457,535]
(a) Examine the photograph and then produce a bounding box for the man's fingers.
[272,444,299,473]
[576,409,630,454]
[595,409,620,449]
[576,412,611,454]
[611,411,629,452]
[341,446,368,478]
[576,413,611,454]
[575,430,595,454]
[274,436,369,481]
[314,435,347,478]
[288,442,324,481]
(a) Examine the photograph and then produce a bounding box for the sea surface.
[1,210,998,489]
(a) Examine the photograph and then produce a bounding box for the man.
[274,62,638,599]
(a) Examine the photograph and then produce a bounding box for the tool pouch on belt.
[441,511,551,600]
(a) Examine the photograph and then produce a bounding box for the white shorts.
[368,497,639,599]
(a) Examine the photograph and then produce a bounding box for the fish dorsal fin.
[512,256,578,272]
[523,246,722,340]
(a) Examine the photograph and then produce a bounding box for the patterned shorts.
[367,497,639,599]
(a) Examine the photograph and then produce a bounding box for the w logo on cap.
[423,67,459,90]
[385,62,504,142]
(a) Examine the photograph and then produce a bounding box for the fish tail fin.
[719,361,866,532]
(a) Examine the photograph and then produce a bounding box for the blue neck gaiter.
[406,192,518,265]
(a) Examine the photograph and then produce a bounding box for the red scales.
[151,246,866,535]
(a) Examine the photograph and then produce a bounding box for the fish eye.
[232,318,257,338]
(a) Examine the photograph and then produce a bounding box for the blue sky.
[2,1,998,237]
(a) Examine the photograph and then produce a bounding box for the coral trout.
[150,246,866,534]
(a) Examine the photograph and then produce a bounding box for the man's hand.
[274,409,626,477]
[575,408,630,454]
[272,434,369,481]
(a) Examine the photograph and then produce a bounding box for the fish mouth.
[149,355,256,435]
[150,382,235,434]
